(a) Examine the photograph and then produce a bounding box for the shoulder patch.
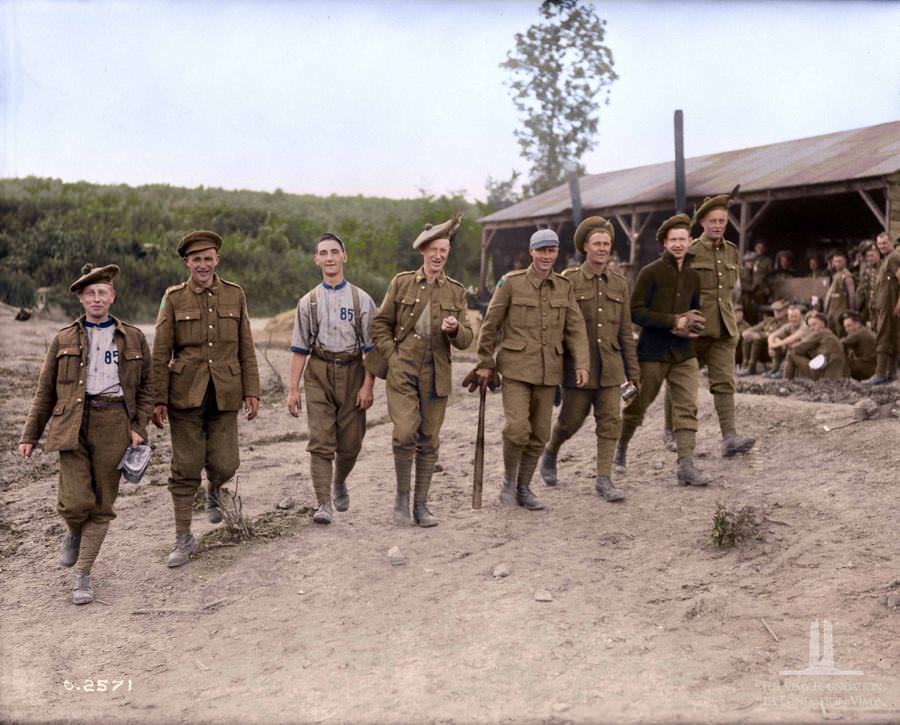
[221,278,243,289]
[445,275,466,289]
[57,320,80,333]
[165,282,187,294]
[552,271,571,283]
[560,266,578,278]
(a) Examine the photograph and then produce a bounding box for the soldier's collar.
[83,317,115,329]
[321,279,348,291]
[415,267,446,286]
[189,274,220,294]
[526,265,556,287]
[79,314,124,333]
[579,262,607,281]
[698,233,725,249]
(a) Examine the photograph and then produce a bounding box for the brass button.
[209,324,214,329]
[208,342,213,346]
[717,259,722,264]
[208,359,213,363]
[598,307,603,312]
[80,362,84,367]
[76,398,81,402]
[208,308,213,312]
[78,380,82,385]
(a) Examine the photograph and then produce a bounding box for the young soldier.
[371,214,473,527]
[688,195,755,456]
[539,217,639,501]
[19,264,152,604]
[783,311,846,380]
[841,312,877,380]
[151,231,260,566]
[737,299,787,376]
[287,233,376,524]
[864,232,900,384]
[475,229,589,511]
[766,304,808,378]
[857,242,881,327]
[614,215,711,487]
[824,251,856,336]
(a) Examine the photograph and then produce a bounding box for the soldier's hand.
[684,309,706,334]
[441,315,459,336]
[152,404,168,428]
[18,443,33,458]
[130,430,144,448]
[245,396,260,421]
[356,383,374,410]
[475,367,493,388]
[575,368,589,387]
[287,390,302,417]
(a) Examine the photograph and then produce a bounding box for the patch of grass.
[711,502,763,548]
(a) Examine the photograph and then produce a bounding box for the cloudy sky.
[1,0,898,199]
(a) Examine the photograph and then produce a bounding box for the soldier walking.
[539,217,640,501]
[19,264,153,604]
[864,232,900,385]
[151,231,260,566]
[371,214,473,527]
[475,229,589,511]
[688,195,756,456]
[287,233,376,525]
[614,215,711,487]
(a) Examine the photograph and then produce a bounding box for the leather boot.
[498,477,517,506]
[166,532,198,568]
[205,486,223,524]
[60,533,81,568]
[677,457,712,486]
[595,475,625,502]
[393,492,412,525]
[722,434,756,457]
[312,502,333,525]
[413,502,438,528]
[72,570,94,605]
[516,484,545,510]
[863,353,895,385]
[539,449,558,486]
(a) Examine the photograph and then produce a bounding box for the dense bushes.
[0,178,488,321]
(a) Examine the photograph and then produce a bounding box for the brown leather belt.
[311,350,362,366]
[86,396,125,409]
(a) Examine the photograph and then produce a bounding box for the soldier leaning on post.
[841,311,877,380]
[824,250,856,337]
[737,299,787,376]
[371,213,473,528]
[538,217,640,502]
[613,214,712,487]
[687,195,756,457]
[19,264,152,605]
[475,228,590,512]
[782,310,846,381]
[286,232,376,525]
[864,231,900,385]
[151,230,260,567]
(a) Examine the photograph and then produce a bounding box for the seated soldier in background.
[765,304,806,379]
[841,311,877,380]
[783,310,846,381]
[738,298,787,376]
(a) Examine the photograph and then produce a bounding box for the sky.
[1,0,898,200]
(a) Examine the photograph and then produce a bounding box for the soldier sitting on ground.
[738,298,787,376]
[783,310,846,381]
[765,304,806,379]
[841,311,877,380]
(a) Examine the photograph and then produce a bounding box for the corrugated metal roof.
[480,120,900,225]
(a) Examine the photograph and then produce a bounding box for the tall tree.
[501,0,617,197]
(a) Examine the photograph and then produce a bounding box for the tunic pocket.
[217,307,241,342]
[510,296,538,328]
[55,347,81,384]
[174,310,202,346]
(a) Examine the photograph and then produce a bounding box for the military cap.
[770,298,788,312]
[412,211,462,250]
[69,263,119,293]
[692,194,730,224]
[656,213,692,244]
[530,228,559,250]
[573,216,615,255]
[178,230,223,258]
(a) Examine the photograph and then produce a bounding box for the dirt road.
[1,304,898,724]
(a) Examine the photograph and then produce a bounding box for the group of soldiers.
[26,193,894,607]
[736,230,900,384]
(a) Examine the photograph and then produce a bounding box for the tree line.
[0,177,489,321]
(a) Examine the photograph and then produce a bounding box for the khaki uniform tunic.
[371,268,473,460]
[151,275,260,495]
[477,266,589,457]
[842,326,877,380]
[550,264,639,474]
[873,250,900,355]
[20,316,152,528]
[786,328,846,380]
[825,268,852,334]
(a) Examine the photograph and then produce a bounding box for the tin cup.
[620,381,638,403]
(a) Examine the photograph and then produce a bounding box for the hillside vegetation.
[0,177,488,321]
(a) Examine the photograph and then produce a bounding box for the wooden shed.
[477,120,900,295]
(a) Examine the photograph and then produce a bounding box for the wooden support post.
[479,227,496,298]
[858,189,886,228]
[738,201,749,257]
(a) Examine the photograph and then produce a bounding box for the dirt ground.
[1,302,898,725]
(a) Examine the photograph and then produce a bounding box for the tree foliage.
[0,178,486,321]
[500,0,617,197]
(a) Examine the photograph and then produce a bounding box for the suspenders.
[308,283,364,356]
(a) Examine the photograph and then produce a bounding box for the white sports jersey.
[84,319,123,397]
